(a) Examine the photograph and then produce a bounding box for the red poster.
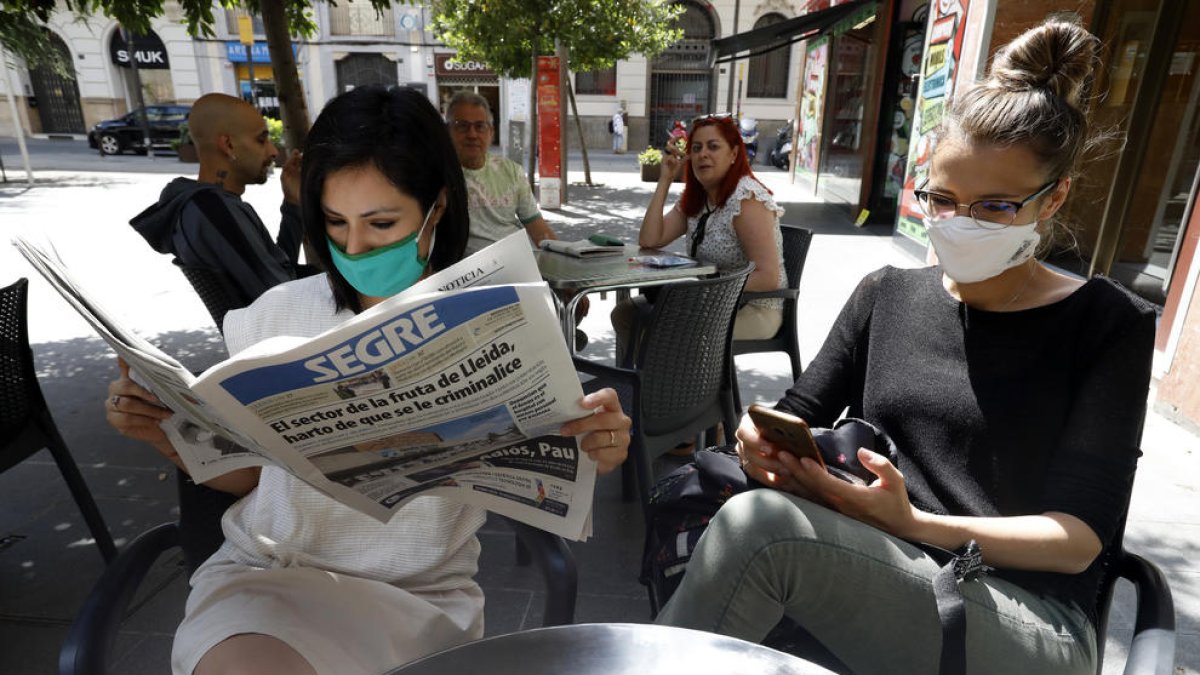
[536,56,562,208]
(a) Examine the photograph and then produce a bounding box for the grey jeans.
[655,490,1097,675]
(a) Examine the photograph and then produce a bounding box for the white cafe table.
[385,623,837,675]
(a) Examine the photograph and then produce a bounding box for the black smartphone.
[746,404,825,468]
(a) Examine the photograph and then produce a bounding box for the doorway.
[648,0,717,148]
[29,32,85,133]
[1050,0,1200,305]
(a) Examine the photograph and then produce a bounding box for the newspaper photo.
[13,232,597,540]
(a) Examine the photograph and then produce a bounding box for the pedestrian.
[130,93,303,307]
[612,107,626,154]
[655,21,1155,675]
[105,86,631,675]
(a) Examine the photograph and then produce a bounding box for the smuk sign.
[109,30,170,70]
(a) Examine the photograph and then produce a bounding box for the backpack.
[607,118,615,134]
[640,446,748,606]
[641,419,902,607]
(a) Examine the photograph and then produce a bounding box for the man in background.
[446,91,557,255]
[127,93,306,567]
[130,92,303,307]
[446,91,589,344]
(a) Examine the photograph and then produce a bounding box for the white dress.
[172,274,488,675]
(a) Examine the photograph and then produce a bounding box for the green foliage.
[264,116,284,147]
[637,146,662,165]
[430,0,684,79]
[172,122,191,150]
[0,0,358,42]
[0,10,71,75]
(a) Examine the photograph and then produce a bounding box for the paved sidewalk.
[1,147,1196,674]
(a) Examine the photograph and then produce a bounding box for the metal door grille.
[648,1,716,147]
[28,33,85,134]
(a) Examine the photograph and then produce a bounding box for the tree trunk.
[566,77,592,186]
[259,0,318,265]
[259,0,309,152]
[527,52,538,191]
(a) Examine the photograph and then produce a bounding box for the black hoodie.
[130,177,303,305]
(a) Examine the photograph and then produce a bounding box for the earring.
[231,155,238,162]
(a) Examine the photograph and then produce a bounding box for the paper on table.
[539,239,625,258]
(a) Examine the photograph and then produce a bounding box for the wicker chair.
[0,278,117,564]
[574,264,752,517]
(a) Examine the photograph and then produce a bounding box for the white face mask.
[924,216,1041,284]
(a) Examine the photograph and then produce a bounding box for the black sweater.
[131,177,303,305]
[777,265,1156,625]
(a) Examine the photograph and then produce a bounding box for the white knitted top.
[214,273,486,589]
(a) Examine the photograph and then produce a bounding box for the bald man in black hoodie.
[131,93,303,308]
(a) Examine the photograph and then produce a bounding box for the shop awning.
[711,0,871,64]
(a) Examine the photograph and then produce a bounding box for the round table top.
[387,622,837,675]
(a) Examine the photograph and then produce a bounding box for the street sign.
[238,15,255,46]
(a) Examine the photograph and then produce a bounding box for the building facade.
[4,0,1200,434]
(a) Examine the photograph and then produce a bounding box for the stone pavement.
[0,141,1196,674]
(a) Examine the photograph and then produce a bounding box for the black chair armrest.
[501,517,578,626]
[573,355,637,382]
[741,288,798,302]
[60,523,181,675]
[1120,551,1176,675]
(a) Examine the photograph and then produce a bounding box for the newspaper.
[13,232,597,540]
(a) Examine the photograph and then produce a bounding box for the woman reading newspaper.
[104,87,631,675]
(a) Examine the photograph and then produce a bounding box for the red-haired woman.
[612,115,786,363]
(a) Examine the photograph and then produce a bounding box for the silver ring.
[110,395,121,409]
[608,430,616,448]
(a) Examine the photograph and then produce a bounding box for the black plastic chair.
[0,278,117,564]
[1091,526,1175,674]
[731,225,812,403]
[59,515,578,675]
[575,264,752,522]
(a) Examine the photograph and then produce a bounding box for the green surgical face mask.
[328,203,437,299]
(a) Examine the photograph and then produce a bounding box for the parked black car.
[87,104,191,155]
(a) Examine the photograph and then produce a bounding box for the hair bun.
[989,21,1098,107]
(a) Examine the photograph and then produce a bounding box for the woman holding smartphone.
[105,87,630,675]
[655,21,1155,675]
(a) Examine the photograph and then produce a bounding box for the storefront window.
[1109,0,1200,303]
[1050,0,1199,305]
[818,21,876,207]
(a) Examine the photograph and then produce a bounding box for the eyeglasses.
[914,179,1059,229]
[450,120,493,134]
